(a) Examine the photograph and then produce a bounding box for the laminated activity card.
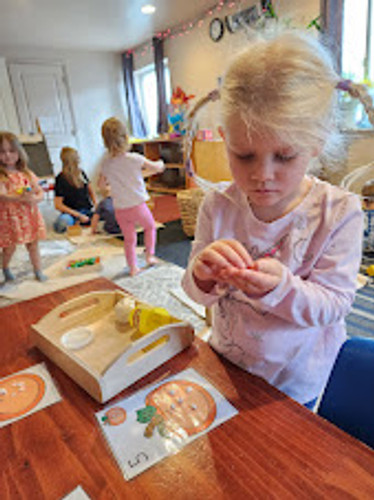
[0,363,61,427]
[96,368,238,480]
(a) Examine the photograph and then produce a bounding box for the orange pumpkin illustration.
[0,373,45,421]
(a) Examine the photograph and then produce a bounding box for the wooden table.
[2,278,374,499]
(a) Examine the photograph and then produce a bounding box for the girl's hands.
[19,190,38,204]
[192,239,254,292]
[193,239,283,297]
[218,257,283,297]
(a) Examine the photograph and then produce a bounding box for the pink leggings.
[115,202,156,270]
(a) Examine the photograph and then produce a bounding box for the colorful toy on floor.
[69,256,100,268]
[62,256,102,275]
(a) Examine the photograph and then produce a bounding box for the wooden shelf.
[132,137,186,193]
[146,183,185,195]
[166,163,185,170]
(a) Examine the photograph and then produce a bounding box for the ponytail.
[184,89,220,179]
[336,79,374,126]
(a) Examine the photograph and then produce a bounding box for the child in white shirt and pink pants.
[100,117,164,276]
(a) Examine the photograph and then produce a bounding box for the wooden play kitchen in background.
[131,136,232,194]
[131,136,186,194]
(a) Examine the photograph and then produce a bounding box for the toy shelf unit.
[31,290,194,403]
[131,137,186,194]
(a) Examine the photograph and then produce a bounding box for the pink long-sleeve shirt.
[182,177,363,404]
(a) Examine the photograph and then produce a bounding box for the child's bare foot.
[146,256,158,267]
[130,266,141,277]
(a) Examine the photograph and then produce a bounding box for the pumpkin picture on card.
[0,373,45,421]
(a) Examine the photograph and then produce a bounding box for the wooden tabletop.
[1,277,374,499]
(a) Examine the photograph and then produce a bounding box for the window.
[134,60,171,137]
[341,0,374,127]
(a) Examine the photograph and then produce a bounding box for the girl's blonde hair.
[221,31,339,153]
[0,131,31,180]
[185,31,374,169]
[60,146,83,188]
[101,117,129,156]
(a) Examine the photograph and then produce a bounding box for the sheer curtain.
[152,37,168,135]
[320,0,344,72]
[122,52,147,137]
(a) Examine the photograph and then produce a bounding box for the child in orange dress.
[0,131,47,282]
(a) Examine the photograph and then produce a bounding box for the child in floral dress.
[0,131,47,282]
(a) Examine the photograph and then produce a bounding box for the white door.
[8,61,78,173]
[0,58,20,133]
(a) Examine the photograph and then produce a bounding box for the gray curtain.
[153,37,168,134]
[320,0,344,73]
[122,52,147,137]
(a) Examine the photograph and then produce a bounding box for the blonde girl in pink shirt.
[182,31,373,407]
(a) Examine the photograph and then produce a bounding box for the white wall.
[133,0,320,135]
[0,47,127,181]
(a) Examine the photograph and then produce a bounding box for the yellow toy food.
[366,264,374,276]
[129,306,177,335]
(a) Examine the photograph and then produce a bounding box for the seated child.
[91,184,121,235]
[362,179,374,253]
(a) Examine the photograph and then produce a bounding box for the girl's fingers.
[222,240,254,268]
[204,240,253,270]
[194,239,254,282]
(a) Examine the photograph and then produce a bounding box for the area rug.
[346,280,374,339]
[0,239,141,304]
[66,222,164,245]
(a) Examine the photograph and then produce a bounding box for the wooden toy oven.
[31,290,194,403]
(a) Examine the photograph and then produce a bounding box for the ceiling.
[0,0,218,52]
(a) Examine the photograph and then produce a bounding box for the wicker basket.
[177,188,205,237]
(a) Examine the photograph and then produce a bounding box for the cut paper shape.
[102,407,127,426]
[96,368,238,480]
[0,363,61,428]
[60,326,95,350]
[144,380,216,439]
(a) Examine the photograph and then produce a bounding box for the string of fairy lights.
[125,0,275,59]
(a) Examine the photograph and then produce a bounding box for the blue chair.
[317,337,374,449]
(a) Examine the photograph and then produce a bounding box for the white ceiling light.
[141,4,156,15]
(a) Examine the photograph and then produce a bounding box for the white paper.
[0,363,61,428]
[62,486,91,500]
[96,368,238,480]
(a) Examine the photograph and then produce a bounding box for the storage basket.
[177,187,205,237]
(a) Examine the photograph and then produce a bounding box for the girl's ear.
[218,126,225,140]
